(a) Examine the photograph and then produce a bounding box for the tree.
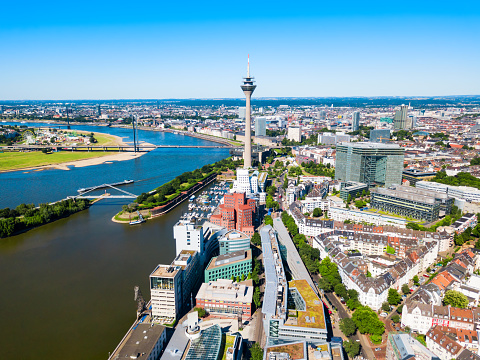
[347,194,352,204]
[318,257,342,288]
[339,318,357,337]
[317,278,333,292]
[413,275,420,285]
[352,306,385,336]
[396,305,403,314]
[388,288,402,306]
[382,302,390,312]
[251,232,261,246]
[194,307,206,318]
[253,287,261,308]
[312,208,323,217]
[391,314,400,323]
[241,273,245,281]
[443,290,469,308]
[334,283,348,299]
[250,343,263,360]
[402,284,411,295]
[343,340,360,358]
[347,289,359,301]
[346,298,361,311]
[386,245,395,255]
[264,215,273,226]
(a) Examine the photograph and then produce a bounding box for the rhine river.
[0,122,230,359]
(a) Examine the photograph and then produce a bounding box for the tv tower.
[241,55,256,169]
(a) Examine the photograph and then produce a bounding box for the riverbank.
[0,151,147,173]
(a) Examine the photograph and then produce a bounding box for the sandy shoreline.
[1,152,147,173]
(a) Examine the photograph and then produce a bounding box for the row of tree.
[300,160,334,178]
[0,198,90,238]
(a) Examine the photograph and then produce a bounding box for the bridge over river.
[4,144,233,152]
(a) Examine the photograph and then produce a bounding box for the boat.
[78,180,134,193]
[189,195,196,202]
[129,211,145,225]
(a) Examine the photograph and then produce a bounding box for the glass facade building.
[335,142,405,188]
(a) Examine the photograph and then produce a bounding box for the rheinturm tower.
[241,55,256,169]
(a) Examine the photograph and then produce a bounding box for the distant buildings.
[204,249,252,282]
[394,104,410,130]
[386,332,440,360]
[195,278,253,319]
[254,116,266,137]
[317,132,351,145]
[370,129,391,143]
[288,126,302,142]
[238,107,246,120]
[150,250,201,322]
[370,185,454,222]
[352,111,360,131]
[335,142,405,187]
[416,181,480,204]
[402,169,437,185]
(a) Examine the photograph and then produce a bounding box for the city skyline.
[1,0,479,100]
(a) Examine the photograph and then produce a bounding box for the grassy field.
[76,131,122,146]
[0,151,115,171]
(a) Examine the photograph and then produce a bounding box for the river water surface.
[0,122,229,359]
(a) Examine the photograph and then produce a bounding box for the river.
[0,122,230,359]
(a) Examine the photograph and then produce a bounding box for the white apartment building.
[287,126,302,142]
[328,206,407,227]
[174,219,205,256]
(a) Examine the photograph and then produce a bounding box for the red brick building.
[211,192,256,236]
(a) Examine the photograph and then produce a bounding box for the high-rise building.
[241,56,256,169]
[394,104,409,129]
[150,250,201,321]
[238,107,246,120]
[287,126,302,142]
[369,129,391,143]
[97,104,101,117]
[335,142,405,187]
[173,219,205,256]
[352,111,360,131]
[254,116,266,137]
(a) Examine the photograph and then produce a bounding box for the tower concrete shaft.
[241,56,256,169]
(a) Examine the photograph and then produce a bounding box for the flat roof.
[288,280,326,330]
[150,264,180,278]
[337,141,401,149]
[206,249,252,270]
[114,324,166,360]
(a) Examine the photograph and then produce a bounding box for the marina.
[182,182,231,222]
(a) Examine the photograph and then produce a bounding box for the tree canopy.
[443,290,468,308]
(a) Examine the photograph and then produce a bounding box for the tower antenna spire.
[247,54,250,78]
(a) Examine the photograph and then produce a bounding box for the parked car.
[375,348,381,351]
[380,312,388,317]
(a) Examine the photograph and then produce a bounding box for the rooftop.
[114,324,166,360]
[287,280,326,330]
[206,249,252,270]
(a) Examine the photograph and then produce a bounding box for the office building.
[204,249,252,282]
[231,169,268,195]
[394,104,409,130]
[210,192,256,236]
[352,111,360,131]
[111,324,167,360]
[173,219,205,256]
[370,185,454,222]
[317,132,351,145]
[402,169,437,185]
[335,142,405,187]
[218,229,251,255]
[288,126,302,142]
[195,279,253,319]
[241,56,256,168]
[370,129,391,143]
[150,250,201,322]
[386,332,440,360]
[238,107,246,120]
[416,181,480,203]
[339,181,368,201]
[254,116,266,137]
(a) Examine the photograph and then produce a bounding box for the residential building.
[371,185,454,222]
[426,326,463,360]
[370,129,391,143]
[204,249,252,282]
[195,278,253,319]
[150,250,201,322]
[288,126,302,142]
[111,324,167,360]
[386,332,440,360]
[255,116,266,137]
[453,214,478,234]
[335,142,405,187]
[218,229,251,255]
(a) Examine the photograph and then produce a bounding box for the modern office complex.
[370,129,391,143]
[317,132,351,145]
[402,169,437,185]
[394,104,410,130]
[254,116,266,136]
[371,185,454,222]
[218,229,251,255]
[339,181,368,201]
[204,249,252,282]
[335,142,405,187]
[241,56,256,168]
[352,111,360,131]
[149,250,201,322]
[195,279,253,319]
[416,181,480,203]
[210,192,256,236]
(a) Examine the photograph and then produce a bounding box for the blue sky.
[1,1,479,100]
